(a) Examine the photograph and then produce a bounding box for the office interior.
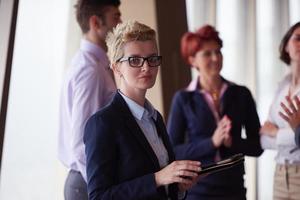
[0,0,300,199]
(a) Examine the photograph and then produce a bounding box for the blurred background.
[0,0,299,199]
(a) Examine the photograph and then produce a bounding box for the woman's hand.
[178,173,202,192]
[223,132,232,148]
[212,115,231,148]
[154,160,201,188]
[279,95,300,130]
[260,121,278,137]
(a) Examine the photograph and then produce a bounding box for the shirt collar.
[80,39,109,64]
[186,78,199,91]
[186,76,230,92]
[119,91,157,121]
[283,73,300,96]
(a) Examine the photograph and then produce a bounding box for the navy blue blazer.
[84,92,179,200]
[167,79,263,199]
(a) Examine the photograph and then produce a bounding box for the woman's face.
[116,40,159,94]
[189,40,222,78]
[286,27,300,64]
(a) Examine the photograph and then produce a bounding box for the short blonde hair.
[106,20,157,65]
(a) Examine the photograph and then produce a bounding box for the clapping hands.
[279,95,300,130]
[212,115,232,148]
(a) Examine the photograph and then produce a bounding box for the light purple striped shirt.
[58,39,116,181]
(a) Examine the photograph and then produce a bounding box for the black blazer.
[167,79,263,198]
[84,92,179,200]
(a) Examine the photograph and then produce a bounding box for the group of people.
[58,0,300,200]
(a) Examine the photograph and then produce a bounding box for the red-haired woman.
[167,25,263,200]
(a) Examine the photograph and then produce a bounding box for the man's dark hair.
[75,0,120,33]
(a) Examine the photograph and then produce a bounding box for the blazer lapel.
[153,114,175,162]
[220,83,237,116]
[112,93,160,170]
[192,92,216,123]
[153,114,178,200]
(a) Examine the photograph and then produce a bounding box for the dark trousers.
[64,170,88,200]
[187,193,246,200]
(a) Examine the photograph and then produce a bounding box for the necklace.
[209,89,221,117]
[199,78,223,108]
[211,90,219,102]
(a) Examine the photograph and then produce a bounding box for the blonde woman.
[84,21,201,200]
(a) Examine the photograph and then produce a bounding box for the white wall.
[0,0,71,199]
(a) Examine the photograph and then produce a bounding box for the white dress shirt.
[119,91,169,168]
[58,39,116,181]
[119,91,186,199]
[260,74,300,164]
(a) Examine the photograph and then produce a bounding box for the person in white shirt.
[260,21,300,200]
[58,0,121,199]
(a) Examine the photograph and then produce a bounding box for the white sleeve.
[263,75,296,148]
[260,134,277,149]
[260,81,282,150]
[276,128,297,146]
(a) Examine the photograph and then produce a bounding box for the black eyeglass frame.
[117,55,162,68]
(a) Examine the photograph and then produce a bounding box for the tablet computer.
[198,153,244,175]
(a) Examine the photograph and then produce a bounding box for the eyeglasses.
[117,55,162,68]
